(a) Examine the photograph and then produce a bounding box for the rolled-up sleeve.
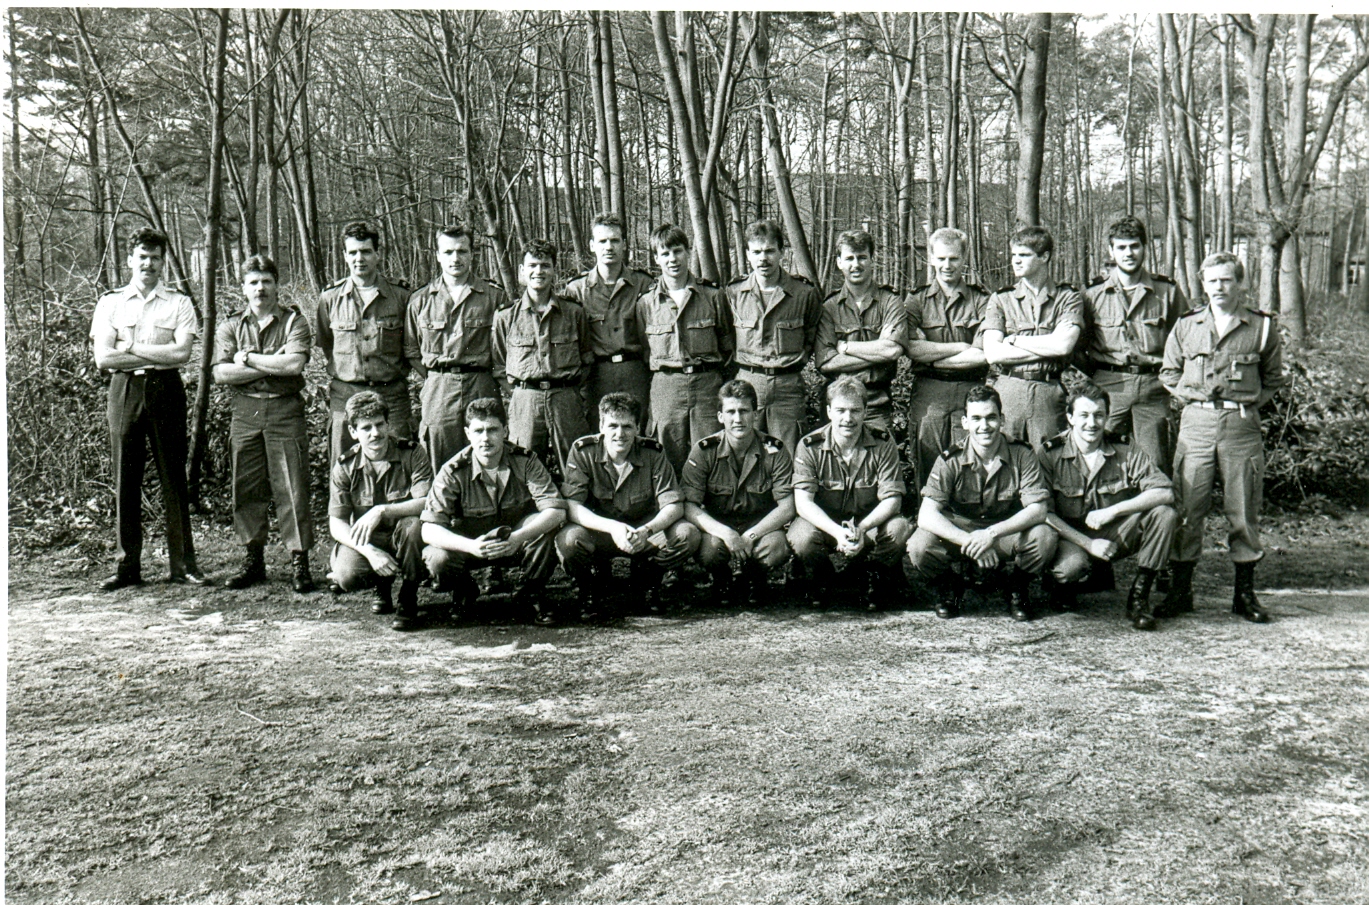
[329,462,355,521]
[560,446,593,504]
[421,461,460,526]
[1015,448,1052,507]
[874,441,905,501]
[523,454,567,510]
[792,442,820,494]
[680,445,710,506]
[650,451,683,508]
[769,447,794,504]
[282,309,313,357]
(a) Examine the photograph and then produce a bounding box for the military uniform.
[726,271,824,455]
[907,436,1057,579]
[636,277,735,472]
[788,424,913,580]
[904,281,991,491]
[91,282,202,581]
[421,443,565,595]
[316,274,415,463]
[814,284,908,432]
[984,279,1085,449]
[405,276,503,474]
[681,430,794,574]
[555,434,701,586]
[328,437,433,591]
[214,304,315,556]
[1082,270,1188,472]
[564,266,655,421]
[1161,304,1284,566]
[492,292,594,473]
[1037,432,1177,584]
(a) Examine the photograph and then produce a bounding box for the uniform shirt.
[329,438,433,523]
[1160,304,1286,406]
[562,435,683,524]
[1082,270,1188,367]
[793,424,905,522]
[681,429,793,527]
[492,292,593,382]
[563,266,654,358]
[814,284,908,388]
[1037,432,1172,526]
[921,434,1052,522]
[404,276,502,371]
[90,282,198,370]
[983,279,1085,374]
[214,305,312,396]
[635,278,734,369]
[726,271,824,369]
[315,274,412,383]
[905,281,990,376]
[421,444,564,529]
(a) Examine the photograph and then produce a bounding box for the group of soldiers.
[91,211,1284,632]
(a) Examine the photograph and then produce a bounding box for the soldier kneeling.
[420,397,567,626]
[907,384,1057,621]
[1039,383,1178,630]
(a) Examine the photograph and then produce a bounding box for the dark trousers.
[331,516,425,590]
[230,393,313,553]
[107,370,195,574]
[423,511,559,591]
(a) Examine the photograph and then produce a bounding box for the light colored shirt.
[90,282,198,371]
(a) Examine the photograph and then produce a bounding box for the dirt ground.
[7,512,1369,905]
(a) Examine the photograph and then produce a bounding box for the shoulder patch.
[1087,276,1106,288]
[761,433,785,453]
[1104,431,1131,446]
[572,434,601,450]
[637,436,663,451]
[880,284,897,294]
[698,435,721,450]
[390,278,412,292]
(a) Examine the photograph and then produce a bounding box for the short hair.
[826,374,868,407]
[744,218,786,249]
[650,223,690,254]
[718,379,759,410]
[1067,381,1111,417]
[598,391,642,426]
[1200,251,1245,283]
[836,229,875,256]
[240,254,279,281]
[1107,215,1148,246]
[345,390,389,427]
[928,227,968,255]
[965,384,1003,414]
[1010,226,1054,259]
[522,238,558,267]
[464,396,507,427]
[342,221,381,250]
[436,223,474,245]
[128,227,168,255]
[591,212,625,237]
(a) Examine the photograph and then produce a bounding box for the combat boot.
[866,562,905,612]
[1232,562,1269,623]
[1007,571,1033,622]
[372,578,395,615]
[224,543,266,590]
[1126,567,1159,631]
[391,579,422,631]
[1156,560,1195,617]
[291,550,315,594]
[933,576,964,619]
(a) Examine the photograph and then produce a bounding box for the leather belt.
[509,376,579,390]
[341,377,404,388]
[1001,364,1062,382]
[739,361,804,377]
[915,370,990,383]
[594,352,641,364]
[239,390,288,399]
[1194,400,1249,415]
[1094,362,1161,375]
[657,361,720,375]
[429,363,490,374]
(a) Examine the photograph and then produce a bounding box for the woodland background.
[6,10,1369,552]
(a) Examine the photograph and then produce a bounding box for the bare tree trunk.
[919,13,937,255]
[599,11,625,219]
[942,13,966,229]
[1014,13,1051,227]
[1123,19,1139,213]
[588,13,611,216]
[558,27,586,262]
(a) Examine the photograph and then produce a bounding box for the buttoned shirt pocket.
[460,310,493,362]
[549,334,581,371]
[376,315,404,358]
[1095,478,1131,510]
[1136,316,1167,355]
[507,332,539,378]
[332,315,361,362]
[1056,485,1087,521]
[1227,352,1262,396]
[775,318,805,354]
[646,320,678,362]
[851,476,879,515]
[733,309,762,352]
[951,476,984,518]
[148,308,181,345]
[420,310,449,356]
[684,316,719,357]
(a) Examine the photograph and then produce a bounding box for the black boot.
[391,578,423,631]
[291,550,315,594]
[1156,561,1195,617]
[101,563,143,592]
[933,576,963,619]
[372,578,395,615]
[1232,562,1269,623]
[225,544,266,590]
[1127,567,1159,631]
[866,562,905,612]
[1007,571,1033,622]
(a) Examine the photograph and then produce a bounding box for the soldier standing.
[213,255,315,592]
[815,229,907,433]
[90,227,210,590]
[315,221,414,464]
[983,226,1084,450]
[405,223,502,475]
[725,219,824,456]
[1159,252,1285,623]
[1082,216,1189,473]
[564,213,654,421]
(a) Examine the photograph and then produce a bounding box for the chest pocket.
[683,315,719,356]
[1136,316,1167,354]
[548,327,581,370]
[774,317,805,354]
[375,315,404,357]
[645,320,677,360]
[420,309,449,354]
[331,313,360,359]
[1227,351,1262,395]
[1055,485,1087,520]
[732,307,761,349]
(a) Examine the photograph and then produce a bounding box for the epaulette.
[326,276,348,290]
[572,434,601,450]
[1087,276,1106,288]
[338,446,362,465]
[1250,308,1274,318]
[451,447,473,466]
[1153,273,1174,283]
[695,278,717,289]
[504,442,531,458]
[1104,430,1131,446]
[880,284,897,294]
[913,284,932,296]
[632,267,653,281]
[1040,433,1067,451]
[824,288,843,302]
[940,443,964,460]
[791,273,814,287]
[728,275,748,286]
[698,435,721,450]
[998,284,1016,293]
[966,282,989,295]
[389,277,412,292]
[801,430,825,447]
[1179,306,1205,319]
[1007,439,1035,451]
[867,426,891,442]
[637,436,663,451]
[761,433,785,453]
[555,292,582,307]
[1058,282,1079,293]
[395,437,418,450]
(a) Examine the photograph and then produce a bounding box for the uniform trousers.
[330,377,413,465]
[994,374,1066,451]
[697,525,791,573]
[736,368,807,456]
[423,511,559,592]
[907,375,981,494]
[419,370,498,474]
[907,517,1058,579]
[555,521,701,586]
[506,386,590,475]
[586,359,651,429]
[650,370,724,474]
[1172,405,1265,564]
[1092,370,1173,475]
[331,517,426,590]
[788,515,914,579]
[229,393,313,553]
[107,369,196,574]
[1048,506,1178,584]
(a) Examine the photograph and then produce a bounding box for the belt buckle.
[536,380,552,390]
[610,353,625,364]
[682,364,697,374]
